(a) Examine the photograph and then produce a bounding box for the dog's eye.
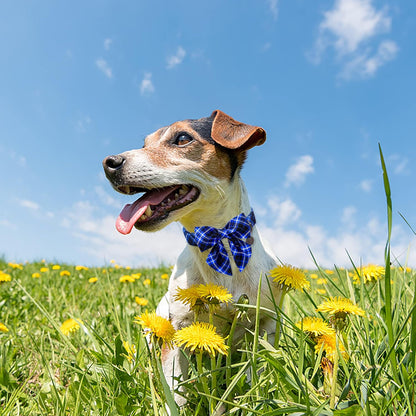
[173,133,194,147]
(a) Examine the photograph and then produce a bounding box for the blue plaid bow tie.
[183,210,256,276]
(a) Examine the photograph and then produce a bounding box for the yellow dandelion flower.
[353,264,384,284]
[0,323,9,332]
[135,296,149,306]
[296,317,335,338]
[315,289,327,295]
[143,278,151,286]
[317,278,328,285]
[8,262,23,270]
[316,297,365,318]
[325,269,334,275]
[32,272,41,279]
[310,273,318,279]
[315,333,348,361]
[270,264,310,291]
[161,273,169,280]
[52,265,61,270]
[196,283,233,305]
[60,318,82,336]
[60,270,70,277]
[125,266,131,270]
[134,311,175,348]
[110,259,116,264]
[120,275,135,283]
[89,277,98,283]
[174,285,207,313]
[174,322,229,357]
[122,341,136,363]
[114,264,121,269]
[75,265,88,271]
[40,267,49,273]
[130,273,141,280]
[0,273,11,283]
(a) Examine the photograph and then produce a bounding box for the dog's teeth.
[145,206,152,217]
[174,193,179,199]
[167,198,171,203]
[125,186,130,194]
[179,188,187,196]
[140,214,147,220]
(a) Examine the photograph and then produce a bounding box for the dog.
[103,110,281,404]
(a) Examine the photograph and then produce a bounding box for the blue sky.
[1,0,415,268]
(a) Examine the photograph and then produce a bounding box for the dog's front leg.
[156,290,194,407]
[161,345,189,407]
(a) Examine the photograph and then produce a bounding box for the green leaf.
[115,393,128,416]
[334,404,364,415]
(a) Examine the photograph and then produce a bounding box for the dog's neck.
[180,175,251,232]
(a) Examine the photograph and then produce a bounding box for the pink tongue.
[116,186,180,235]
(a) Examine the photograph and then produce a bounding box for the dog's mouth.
[115,184,200,234]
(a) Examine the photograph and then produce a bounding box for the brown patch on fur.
[144,121,233,181]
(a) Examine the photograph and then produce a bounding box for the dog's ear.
[210,110,266,151]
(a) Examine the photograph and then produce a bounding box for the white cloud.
[267,0,279,20]
[284,155,314,187]
[360,179,373,192]
[0,219,16,229]
[19,199,40,210]
[140,72,155,95]
[76,116,91,133]
[167,46,186,69]
[259,210,415,268]
[340,39,398,79]
[341,206,357,227]
[104,38,112,50]
[94,186,122,208]
[389,154,409,175]
[261,42,272,52]
[310,0,397,79]
[321,0,390,56]
[96,58,113,78]
[10,150,26,167]
[267,196,302,226]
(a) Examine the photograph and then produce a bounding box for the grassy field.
[1,255,416,415]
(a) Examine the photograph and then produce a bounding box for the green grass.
[1,259,416,415]
[2,148,416,415]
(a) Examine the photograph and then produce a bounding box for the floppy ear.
[210,110,266,151]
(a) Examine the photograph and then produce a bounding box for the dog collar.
[182,209,256,276]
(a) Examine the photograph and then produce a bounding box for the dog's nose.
[103,155,125,172]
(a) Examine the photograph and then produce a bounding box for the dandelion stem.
[208,307,217,400]
[274,290,286,349]
[196,352,212,413]
[226,312,238,387]
[330,332,340,409]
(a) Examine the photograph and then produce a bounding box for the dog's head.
[103,110,266,234]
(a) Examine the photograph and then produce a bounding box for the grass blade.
[379,143,399,384]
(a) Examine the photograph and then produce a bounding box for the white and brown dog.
[103,110,281,400]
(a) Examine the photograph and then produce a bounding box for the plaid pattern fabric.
[183,210,256,276]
